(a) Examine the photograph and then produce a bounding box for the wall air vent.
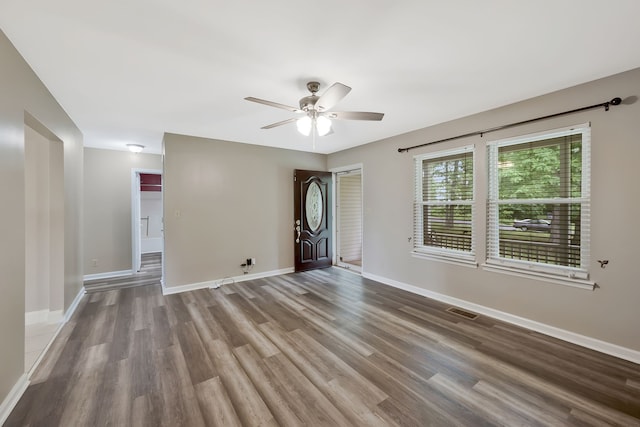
[446,307,479,320]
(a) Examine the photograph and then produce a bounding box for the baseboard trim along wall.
[1,287,86,425]
[162,267,295,296]
[26,322,65,378]
[83,269,134,282]
[0,374,28,426]
[64,287,86,323]
[363,272,640,365]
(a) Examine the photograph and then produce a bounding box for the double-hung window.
[413,146,475,265]
[486,124,591,286]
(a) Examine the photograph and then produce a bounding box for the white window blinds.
[414,146,475,263]
[487,124,591,279]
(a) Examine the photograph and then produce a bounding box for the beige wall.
[328,67,640,352]
[0,30,83,404]
[24,125,64,313]
[163,134,326,288]
[83,148,162,275]
[25,126,50,312]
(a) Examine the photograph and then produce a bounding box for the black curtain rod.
[397,97,622,153]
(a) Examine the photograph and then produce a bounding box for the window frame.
[413,145,477,267]
[484,124,593,288]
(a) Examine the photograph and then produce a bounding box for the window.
[486,124,591,283]
[413,146,475,265]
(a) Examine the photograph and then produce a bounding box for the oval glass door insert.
[305,182,323,232]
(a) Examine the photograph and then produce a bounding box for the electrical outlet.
[251,258,256,266]
[246,258,252,266]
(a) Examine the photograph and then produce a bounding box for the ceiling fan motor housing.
[299,81,322,112]
[306,81,320,94]
[299,95,319,112]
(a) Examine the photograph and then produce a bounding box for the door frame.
[131,168,163,273]
[330,163,363,272]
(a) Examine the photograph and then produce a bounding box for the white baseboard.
[363,272,640,365]
[223,267,295,286]
[0,287,86,424]
[25,310,47,325]
[29,288,83,378]
[83,269,134,281]
[162,267,295,295]
[161,278,215,295]
[64,287,86,323]
[26,322,65,379]
[0,374,28,426]
[25,309,64,325]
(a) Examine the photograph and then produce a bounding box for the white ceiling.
[2,1,640,155]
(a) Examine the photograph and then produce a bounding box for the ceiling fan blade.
[245,97,301,112]
[327,111,384,121]
[261,117,298,129]
[316,82,351,111]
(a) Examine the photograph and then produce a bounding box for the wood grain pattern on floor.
[84,252,162,293]
[6,267,640,426]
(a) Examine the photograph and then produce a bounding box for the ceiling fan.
[245,81,384,137]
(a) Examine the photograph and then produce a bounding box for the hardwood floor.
[84,252,162,293]
[24,321,60,373]
[6,268,640,426]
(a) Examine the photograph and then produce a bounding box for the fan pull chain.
[312,121,317,151]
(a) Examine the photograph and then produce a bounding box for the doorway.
[131,169,163,275]
[335,167,363,272]
[23,118,64,373]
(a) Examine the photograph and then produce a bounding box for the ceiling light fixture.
[296,116,312,136]
[316,116,331,136]
[127,143,144,153]
[296,115,331,137]
[246,81,384,141]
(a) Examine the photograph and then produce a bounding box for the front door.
[294,169,332,272]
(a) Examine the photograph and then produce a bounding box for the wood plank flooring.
[6,267,640,426]
[84,252,162,293]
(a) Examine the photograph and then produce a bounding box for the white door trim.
[330,163,363,272]
[131,168,162,273]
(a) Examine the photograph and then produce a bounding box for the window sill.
[481,262,596,290]
[411,251,478,268]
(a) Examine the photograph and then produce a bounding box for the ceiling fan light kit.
[126,143,144,153]
[245,81,384,139]
[296,116,312,135]
[315,116,331,136]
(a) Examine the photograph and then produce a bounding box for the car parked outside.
[513,218,551,231]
